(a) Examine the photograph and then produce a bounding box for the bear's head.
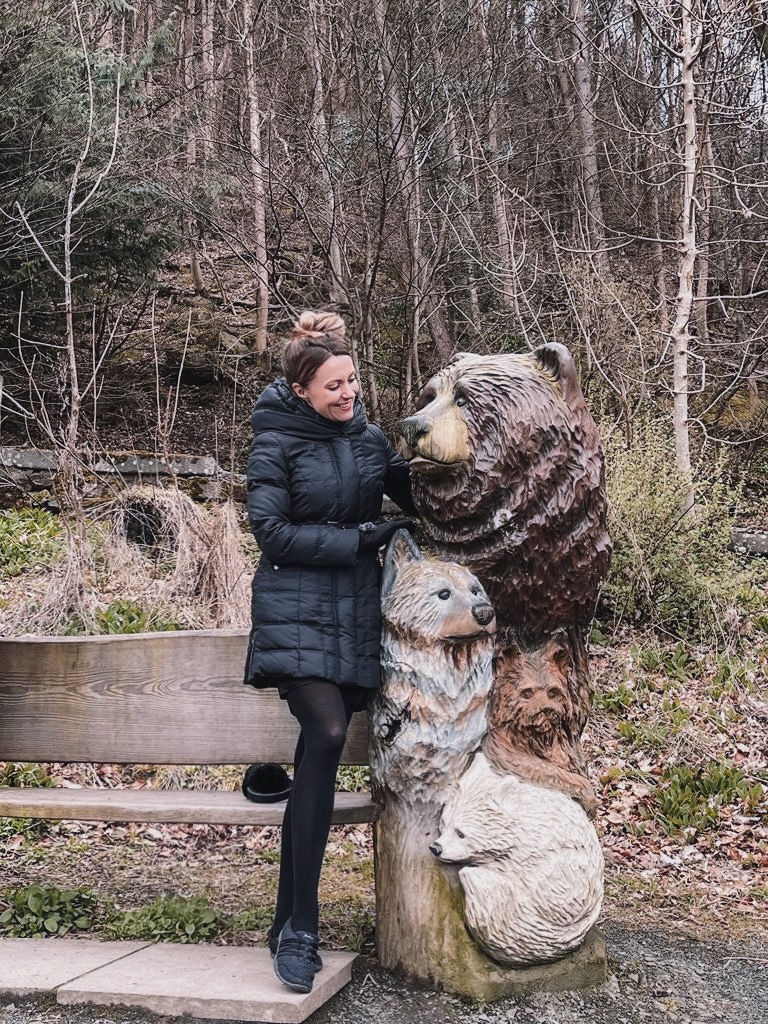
[381,530,495,646]
[430,764,526,865]
[488,638,577,754]
[430,753,595,865]
[398,343,600,524]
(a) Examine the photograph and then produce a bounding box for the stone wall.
[0,446,245,508]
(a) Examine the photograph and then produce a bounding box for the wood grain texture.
[0,630,370,765]
[0,787,379,825]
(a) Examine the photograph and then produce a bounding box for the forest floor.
[2,814,768,1024]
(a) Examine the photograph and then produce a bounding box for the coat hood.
[251,379,368,440]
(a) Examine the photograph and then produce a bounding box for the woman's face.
[293,355,360,422]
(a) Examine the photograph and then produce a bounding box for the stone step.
[0,938,355,1023]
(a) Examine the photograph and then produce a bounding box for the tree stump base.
[439,927,607,1002]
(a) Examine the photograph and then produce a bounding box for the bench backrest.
[0,630,369,765]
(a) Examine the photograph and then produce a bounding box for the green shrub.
[634,642,701,682]
[63,599,181,635]
[0,884,96,937]
[0,765,54,839]
[599,422,762,640]
[617,720,670,749]
[0,509,62,577]
[0,817,49,841]
[336,765,371,792]
[594,682,644,713]
[652,762,763,834]
[0,762,54,788]
[104,895,227,943]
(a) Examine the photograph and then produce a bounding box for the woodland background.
[1,0,767,466]
[0,0,767,953]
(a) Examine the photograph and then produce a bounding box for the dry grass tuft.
[0,485,256,636]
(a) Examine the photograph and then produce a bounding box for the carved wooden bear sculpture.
[397,343,611,801]
[482,637,598,815]
[431,751,604,968]
[398,343,612,647]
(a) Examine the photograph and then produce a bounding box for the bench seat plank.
[0,788,379,826]
[0,631,369,765]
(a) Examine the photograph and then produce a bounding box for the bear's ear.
[381,529,422,600]
[445,350,473,368]
[533,342,584,407]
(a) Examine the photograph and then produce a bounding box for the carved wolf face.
[381,530,495,643]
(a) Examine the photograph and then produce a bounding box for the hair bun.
[291,310,346,340]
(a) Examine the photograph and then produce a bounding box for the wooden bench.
[0,629,378,826]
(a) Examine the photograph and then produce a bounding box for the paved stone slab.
[0,939,150,996]
[57,944,356,1023]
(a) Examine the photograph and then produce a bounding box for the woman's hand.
[358,519,416,552]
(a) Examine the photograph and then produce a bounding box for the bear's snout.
[429,841,442,858]
[472,603,494,627]
[398,414,432,449]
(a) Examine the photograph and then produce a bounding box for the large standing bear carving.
[398,344,611,804]
[370,343,611,995]
[398,343,611,646]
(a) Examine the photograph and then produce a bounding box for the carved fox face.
[488,639,575,746]
[381,530,495,643]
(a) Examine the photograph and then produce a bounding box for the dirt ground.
[3,829,768,1024]
[0,922,766,1024]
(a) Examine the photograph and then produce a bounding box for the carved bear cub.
[431,752,604,967]
[482,636,598,815]
[370,530,495,804]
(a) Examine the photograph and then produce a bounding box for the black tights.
[273,682,357,935]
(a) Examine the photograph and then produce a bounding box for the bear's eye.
[454,393,468,407]
[437,589,451,600]
[470,585,481,596]
[548,688,564,701]
[455,829,465,839]
[520,688,534,700]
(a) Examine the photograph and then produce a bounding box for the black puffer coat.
[244,380,414,690]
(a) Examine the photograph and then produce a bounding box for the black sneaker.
[273,919,321,994]
[268,923,322,970]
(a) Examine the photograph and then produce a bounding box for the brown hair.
[282,310,351,388]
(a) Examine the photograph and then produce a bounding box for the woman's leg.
[270,732,304,941]
[274,681,355,935]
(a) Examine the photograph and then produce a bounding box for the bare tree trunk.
[474,0,516,312]
[182,2,205,295]
[372,0,452,365]
[694,134,714,346]
[243,0,269,353]
[306,0,347,306]
[200,0,216,165]
[670,3,698,506]
[570,0,607,271]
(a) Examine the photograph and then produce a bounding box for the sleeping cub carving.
[431,752,604,967]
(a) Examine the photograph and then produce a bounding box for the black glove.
[358,518,416,552]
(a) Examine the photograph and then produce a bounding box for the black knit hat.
[241,762,293,803]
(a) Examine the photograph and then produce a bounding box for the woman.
[244,310,415,994]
